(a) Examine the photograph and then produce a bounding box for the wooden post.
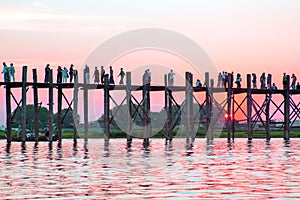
[266,74,272,140]
[284,75,290,140]
[6,83,12,143]
[32,69,39,142]
[189,73,194,143]
[126,72,133,146]
[232,94,235,141]
[48,69,54,142]
[73,71,78,144]
[185,72,191,145]
[104,75,110,143]
[227,73,232,141]
[247,74,252,140]
[142,75,151,147]
[164,74,169,144]
[57,84,62,143]
[168,89,173,142]
[21,66,27,142]
[205,72,211,140]
[265,93,271,140]
[83,80,89,143]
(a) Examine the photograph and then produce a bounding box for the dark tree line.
[11,105,80,130]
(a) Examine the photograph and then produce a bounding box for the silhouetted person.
[44,64,50,83]
[109,66,114,85]
[271,83,277,90]
[57,66,62,83]
[217,72,222,88]
[260,73,266,89]
[143,69,151,86]
[267,74,271,89]
[296,82,300,90]
[282,73,288,88]
[1,62,9,82]
[235,73,242,88]
[291,73,297,90]
[100,66,105,84]
[93,66,100,84]
[62,67,68,83]
[168,69,175,86]
[196,79,202,87]
[69,64,74,83]
[118,68,125,85]
[224,72,228,88]
[9,63,15,82]
[252,73,257,89]
[221,71,225,87]
[84,65,90,84]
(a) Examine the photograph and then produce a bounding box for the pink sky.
[0,0,300,125]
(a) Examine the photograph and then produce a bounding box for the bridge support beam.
[247,74,252,140]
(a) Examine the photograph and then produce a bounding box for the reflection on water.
[0,138,300,199]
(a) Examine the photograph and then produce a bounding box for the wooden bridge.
[0,66,299,147]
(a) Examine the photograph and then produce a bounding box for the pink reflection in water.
[0,138,299,199]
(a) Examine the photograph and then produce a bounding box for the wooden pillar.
[227,73,232,141]
[185,72,191,145]
[184,72,194,145]
[83,80,89,143]
[232,94,235,141]
[164,74,169,143]
[6,82,12,143]
[265,93,271,140]
[189,73,194,143]
[48,69,54,142]
[284,75,290,140]
[32,69,39,142]
[168,89,173,142]
[205,72,211,139]
[104,75,110,143]
[73,71,78,144]
[266,74,271,140]
[142,76,151,147]
[21,66,27,142]
[57,84,62,143]
[126,72,132,145]
[247,74,252,140]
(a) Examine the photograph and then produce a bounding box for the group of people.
[83,65,126,85]
[1,62,15,82]
[44,64,77,83]
[217,71,242,88]
[5,63,300,91]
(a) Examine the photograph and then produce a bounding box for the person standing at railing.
[57,66,62,83]
[168,69,175,86]
[260,72,266,89]
[2,62,9,82]
[44,64,50,83]
[69,64,74,83]
[291,73,297,90]
[93,66,100,84]
[62,67,68,83]
[9,63,15,82]
[118,67,125,85]
[84,65,90,84]
[252,73,257,89]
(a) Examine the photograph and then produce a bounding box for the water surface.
[0,138,300,199]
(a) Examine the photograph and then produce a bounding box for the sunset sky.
[0,0,300,125]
